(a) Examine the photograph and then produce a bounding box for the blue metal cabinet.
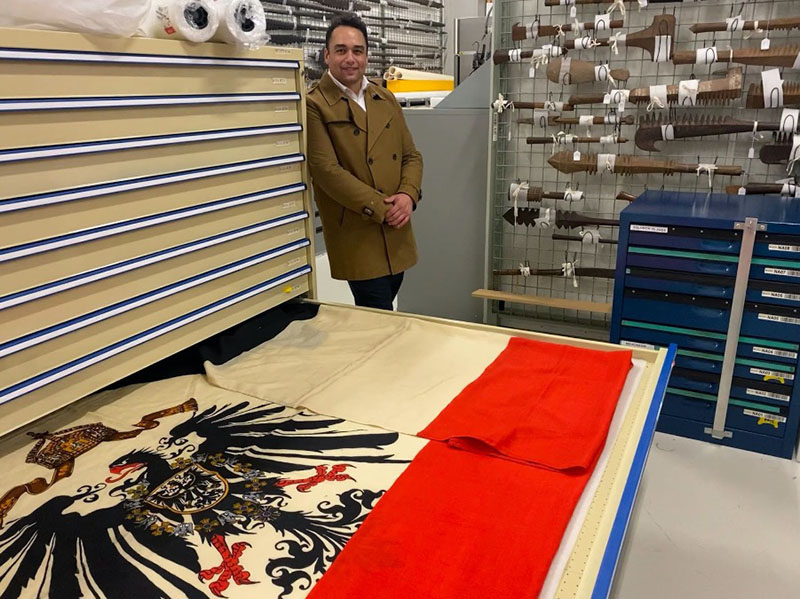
[611,191,800,459]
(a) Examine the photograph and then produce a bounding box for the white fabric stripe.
[0,125,302,164]
[0,154,304,213]
[0,268,310,405]
[0,241,308,359]
[0,93,300,112]
[0,185,306,263]
[0,211,307,311]
[0,48,298,69]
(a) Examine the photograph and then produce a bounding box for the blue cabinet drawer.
[754,232,800,260]
[622,289,800,342]
[625,267,732,299]
[661,388,788,438]
[626,250,738,276]
[750,256,800,284]
[628,224,741,254]
[749,279,800,308]
[619,321,800,365]
[669,368,793,407]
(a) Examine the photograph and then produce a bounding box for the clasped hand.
[383,193,413,229]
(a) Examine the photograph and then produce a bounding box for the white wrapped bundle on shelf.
[137,0,220,43]
[210,0,267,46]
[385,66,453,81]
[0,0,151,37]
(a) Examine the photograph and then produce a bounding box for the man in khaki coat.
[306,14,423,310]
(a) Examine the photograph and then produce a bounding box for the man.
[306,14,423,310]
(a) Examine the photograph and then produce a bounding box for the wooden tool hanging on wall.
[546,58,630,84]
[548,151,743,176]
[492,45,566,65]
[567,15,676,63]
[512,18,624,41]
[725,183,797,195]
[759,144,797,165]
[502,207,619,228]
[544,0,690,5]
[634,115,787,152]
[552,232,619,244]
[746,82,800,109]
[508,182,634,203]
[673,45,800,69]
[527,134,628,146]
[494,265,616,278]
[690,16,800,34]
[568,68,743,107]
[540,114,636,126]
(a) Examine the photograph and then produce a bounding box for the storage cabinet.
[611,191,800,459]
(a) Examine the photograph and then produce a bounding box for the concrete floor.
[315,254,800,599]
[614,433,800,599]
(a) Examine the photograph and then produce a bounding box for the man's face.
[324,25,367,88]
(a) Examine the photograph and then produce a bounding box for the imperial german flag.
[206,305,633,599]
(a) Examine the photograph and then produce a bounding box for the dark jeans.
[348,272,404,311]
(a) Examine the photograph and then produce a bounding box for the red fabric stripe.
[310,337,633,599]
[421,337,633,470]
[308,441,594,599]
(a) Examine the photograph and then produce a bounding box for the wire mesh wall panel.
[487,0,800,336]
[261,0,445,80]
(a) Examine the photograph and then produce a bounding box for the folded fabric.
[421,336,633,470]
[308,441,595,599]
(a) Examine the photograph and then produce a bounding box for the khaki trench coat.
[306,73,423,281]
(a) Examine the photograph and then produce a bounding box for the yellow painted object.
[387,79,454,93]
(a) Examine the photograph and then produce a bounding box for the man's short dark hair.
[325,14,369,51]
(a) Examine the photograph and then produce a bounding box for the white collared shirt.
[328,71,369,113]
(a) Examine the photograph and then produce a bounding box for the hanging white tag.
[533,109,550,128]
[649,85,669,110]
[793,50,800,70]
[762,37,771,51]
[563,189,584,202]
[597,153,616,173]
[527,21,539,40]
[762,69,784,108]
[594,64,610,82]
[579,115,595,126]
[653,35,672,63]
[637,0,648,7]
[573,150,581,161]
[726,16,744,32]
[560,57,572,84]
[696,46,718,65]
[738,187,746,195]
[661,124,675,140]
[570,5,577,18]
[748,147,755,159]
[575,36,595,50]
[678,79,699,106]
[594,14,611,32]
[780,109,799,133]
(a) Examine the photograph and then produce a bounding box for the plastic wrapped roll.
[387,67,453,81]
[211,0,267,46]
[0,0,150,37]
[137,0,220,43]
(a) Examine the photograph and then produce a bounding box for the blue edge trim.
[591,343,677,599]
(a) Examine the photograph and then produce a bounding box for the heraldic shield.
[145,463,229,514]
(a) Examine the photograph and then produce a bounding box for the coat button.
[392,153,397,160]
[363,207,374,216]
[368,157,374,165]
[354,128,360,136]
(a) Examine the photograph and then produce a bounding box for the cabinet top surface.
[622,191,800,227]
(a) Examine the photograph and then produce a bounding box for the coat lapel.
[366,86,393,153]
[319,72,367,131]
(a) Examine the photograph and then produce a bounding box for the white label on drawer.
[753,346,798,359]
[275,48,292,54]
[750,367,794,381]
[275,106,290,113]
[759,313,800,325]
[620,340,655,349]
[630,225,668,233]
[765,267,800,278]
[743,409,786,423]
[275,140,291,147]
[768,244,800,252]
[746,388,791,402]
[279,164,295,172]
[762,290,800,302]
[282,201,297,209]
[287,257,304,267]
[272,77,288,85]
[287,227,301,236]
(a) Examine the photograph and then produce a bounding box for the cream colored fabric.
[205,305,512,433]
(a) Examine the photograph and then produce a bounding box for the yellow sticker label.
[757,416,780,429]
[283,285,294,293]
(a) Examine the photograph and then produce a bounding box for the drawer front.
[620,321,800,364]
[668,368,793,407]
[750,257,800,284]
[741,304,800,343]
[625,267,733,299]
[661,389,788,438]
[622,290,731,333]
[626,250,738,277]
[754,232,800,260]
[628,224,741,254]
